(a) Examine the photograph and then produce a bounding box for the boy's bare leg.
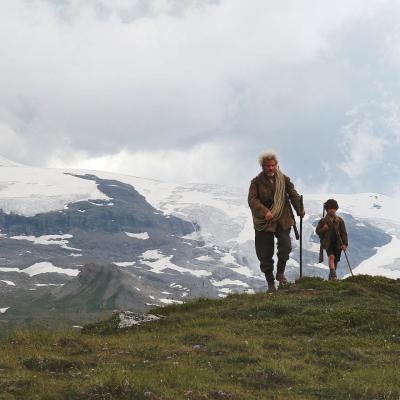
[328,255,337,280]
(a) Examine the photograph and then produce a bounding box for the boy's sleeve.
[340,219,348,246]
[248,179,269,219]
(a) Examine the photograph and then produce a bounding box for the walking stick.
[333,223,354,277]
[299,195,303,278]
[318,205,325,263]
[286,193,303,277]
[286,194,300,240]
[342,250,354,276]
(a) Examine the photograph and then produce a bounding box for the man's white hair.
[258,150,279,166]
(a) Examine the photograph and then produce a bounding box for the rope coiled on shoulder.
[270,169,286,221]
[254,169,286,231]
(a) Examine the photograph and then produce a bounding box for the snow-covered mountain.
[0,157,399,319]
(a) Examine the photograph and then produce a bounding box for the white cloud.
[1,0,400,193]
[0,0,365,153]
[48,140,251,185]
[338,100,400,179]
[381,102,400,143]
[0,123,27,160]
[340,119,387,178]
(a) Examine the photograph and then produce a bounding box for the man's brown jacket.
[248,172,301,232]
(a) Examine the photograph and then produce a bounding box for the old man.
[248,151,304,291]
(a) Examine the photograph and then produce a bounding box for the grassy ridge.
[0,275,399,399]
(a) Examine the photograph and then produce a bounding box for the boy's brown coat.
[316,215,348,250]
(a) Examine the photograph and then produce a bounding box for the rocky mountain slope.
[0,157,399,321]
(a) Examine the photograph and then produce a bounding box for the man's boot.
[267,281,276,293]
[328,268,337,281]
[276,272,289,286]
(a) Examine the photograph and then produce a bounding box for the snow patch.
[125,232,149,240]
[9,234,81,252]
[233,215,254,244]
[0,280,15,286]
[0,167,110,216]
[35,283,64,287]
[22,262,80,277]
[140,250,211,277]
[286,258,300,267]
[211,279,249,287]
[195,255,213,262]
[348,236,400,279]
[220,252,259,278]
[180,231,201,241]
[87,200,113,207]
[218,288,233,294]
[114,261,136,267]
[0,267,21,273]
[311,262,330,270]
[159,298,183,304]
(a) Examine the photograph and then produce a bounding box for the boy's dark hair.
[324,199,339,211]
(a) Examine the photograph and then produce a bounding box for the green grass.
[0,275,400,399]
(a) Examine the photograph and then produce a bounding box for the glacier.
[0,155,399,319]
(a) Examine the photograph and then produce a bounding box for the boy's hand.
[265,210,273,221]
[321,224,329,232]
[342,244,348,251]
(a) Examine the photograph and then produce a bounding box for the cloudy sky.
[1,0,400,194]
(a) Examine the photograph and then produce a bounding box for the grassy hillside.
[0,275,399,399]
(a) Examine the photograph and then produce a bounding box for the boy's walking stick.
[334,224,354,277]
[299,195,303,278]
[343,250,354,276]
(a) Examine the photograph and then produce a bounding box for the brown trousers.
[255,225,292,283]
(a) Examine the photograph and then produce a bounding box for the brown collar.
[258,172,275,186]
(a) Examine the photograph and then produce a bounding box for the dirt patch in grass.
[80,378,157,400]
[181,333,214,346]
[21,356,83,373]
[210,390,235,399]
[56,337,93,355]
[237,367,295,390]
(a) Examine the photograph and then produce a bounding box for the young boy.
[316,199,348,280]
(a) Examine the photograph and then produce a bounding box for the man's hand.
[265,210,273,221]
[342,244,348,251]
